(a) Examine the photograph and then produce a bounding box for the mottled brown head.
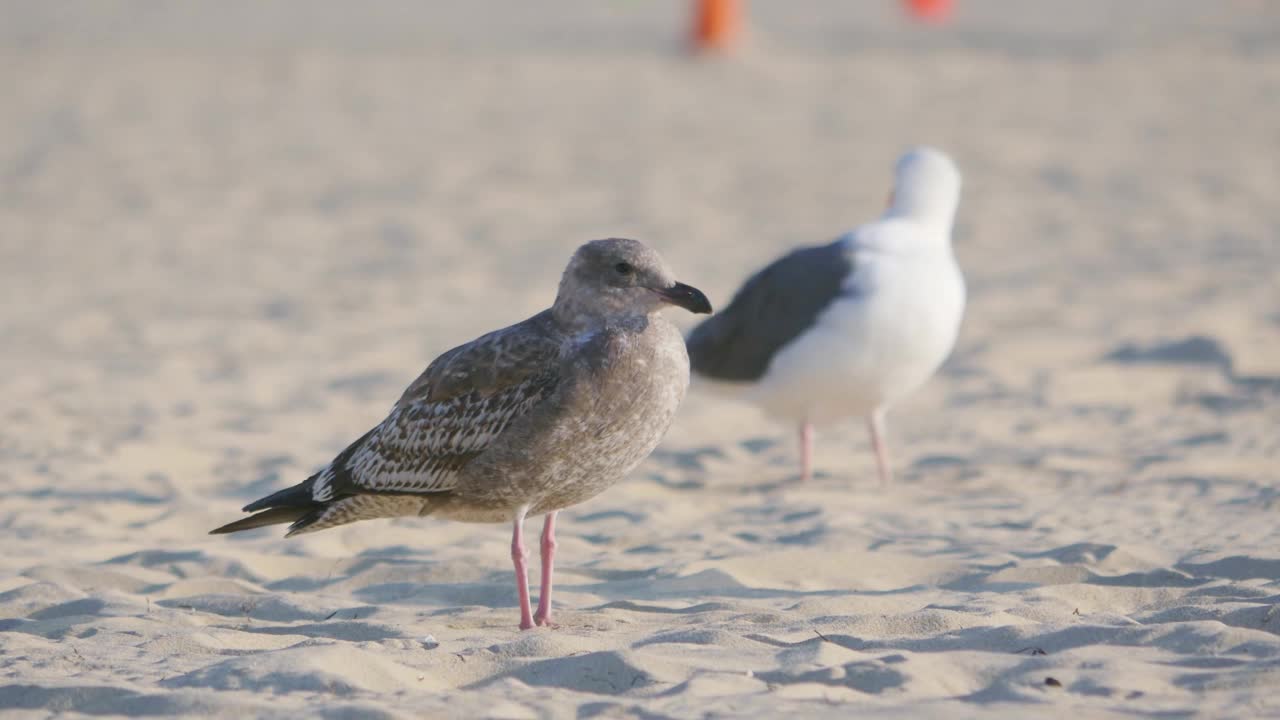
[554,238,711,327]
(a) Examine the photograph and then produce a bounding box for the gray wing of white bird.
[686,239,854,382]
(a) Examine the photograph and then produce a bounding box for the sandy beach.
[3,1,1280,717]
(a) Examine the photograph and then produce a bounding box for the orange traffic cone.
[905,0,952,23]
[692,0,742,52]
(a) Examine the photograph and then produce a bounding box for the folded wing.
[211,311,564,535]
[686,239,854,382]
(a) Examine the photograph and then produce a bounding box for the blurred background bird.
[686,147,966,485]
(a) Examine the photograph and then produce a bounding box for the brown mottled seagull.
[212,238,712,630]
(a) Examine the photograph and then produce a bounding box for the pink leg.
[534,511,558,626]
[799,421,814,482]
[867,410,892,487]
[510,508,535,630]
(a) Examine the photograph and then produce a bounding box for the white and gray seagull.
[212,238,712,630]
[686,146,965,485]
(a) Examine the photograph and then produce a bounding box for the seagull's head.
[556,238,712,324]
[887,146,961,227]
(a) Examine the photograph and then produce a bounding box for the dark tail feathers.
[209,477,321,535]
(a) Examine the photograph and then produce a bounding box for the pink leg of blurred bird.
[799,421,814,482]
[867,410,892,486]
[534,511,558,626]
[510,509,535,630]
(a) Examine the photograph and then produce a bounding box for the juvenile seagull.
[686,146,965,484]
[212,239,711,630]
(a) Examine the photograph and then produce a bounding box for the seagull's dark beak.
[655,282,713,314]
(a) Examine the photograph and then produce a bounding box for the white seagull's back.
[750,219,965,424]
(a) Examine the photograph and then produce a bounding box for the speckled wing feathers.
[309,311,564,503]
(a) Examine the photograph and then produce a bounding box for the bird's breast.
[462,320,689,515]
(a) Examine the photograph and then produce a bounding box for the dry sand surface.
[3,1,1280,718]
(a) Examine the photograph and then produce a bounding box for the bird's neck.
[887,184,958,230]
[887,203,956,229]
[551,299,650,335]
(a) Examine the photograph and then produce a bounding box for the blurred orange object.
[905,0,952,23]
[692,0,741,52]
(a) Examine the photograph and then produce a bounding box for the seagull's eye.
[614,262,633,275]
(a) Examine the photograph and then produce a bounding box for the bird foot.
[534,614,557,628]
